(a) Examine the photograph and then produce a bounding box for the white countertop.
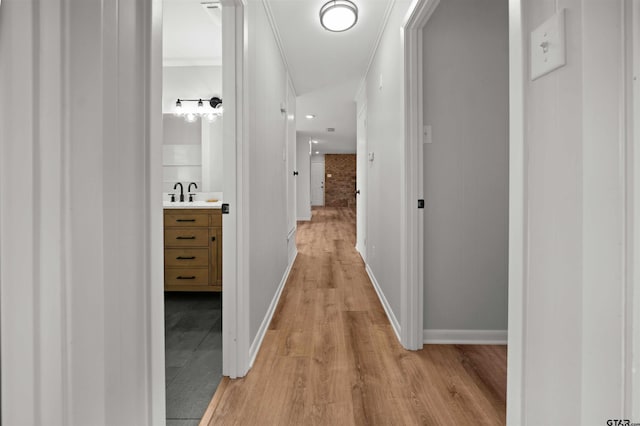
[163,200,222,209]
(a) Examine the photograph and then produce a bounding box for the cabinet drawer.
[164,228,209,247]
[165,268,209,286]
[165,248,209,267]
[165,213,209,227]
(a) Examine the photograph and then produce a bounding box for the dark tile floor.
[165,292,223,424]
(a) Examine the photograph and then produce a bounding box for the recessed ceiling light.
[305,114,316,119]
[320,0,358,32]
[312,140,319,144]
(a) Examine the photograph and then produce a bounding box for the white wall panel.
[521,1,628,423]
[0,0,159,424]
[364,0,411,321]
[247,1,290,343]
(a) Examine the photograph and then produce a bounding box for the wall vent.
[327,127,335,132]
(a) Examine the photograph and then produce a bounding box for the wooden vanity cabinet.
[164,209,222,292]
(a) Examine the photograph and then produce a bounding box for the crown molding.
[262,0,298,96]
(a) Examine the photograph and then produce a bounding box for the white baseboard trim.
[365,264,401,343]
[249,251,298,368]
[297,214,312,221]
[423,329,508,345]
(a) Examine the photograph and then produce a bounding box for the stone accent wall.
[325,154,356,208]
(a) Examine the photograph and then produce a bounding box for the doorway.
[311,160,325,206]
[150,0,247,423]
[421,0,509,340]
[161,1,225,422]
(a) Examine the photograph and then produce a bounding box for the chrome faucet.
[188,182,198,202]
[173,182,184,202]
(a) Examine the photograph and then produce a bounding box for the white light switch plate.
[530,9,566,81]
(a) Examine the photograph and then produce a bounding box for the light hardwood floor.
[201,207,506,426]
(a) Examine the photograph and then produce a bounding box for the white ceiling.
[267,0,393,154]
[163,0,222,66]
[162,0,392,154]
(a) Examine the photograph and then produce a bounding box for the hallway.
[202,208,506,425]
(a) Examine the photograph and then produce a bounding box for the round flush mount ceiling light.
[320,0,358,32]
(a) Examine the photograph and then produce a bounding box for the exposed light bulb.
[185,113,197,123]
[197,99,204,115]
[305,114,316,119]
[206,113,217,122]
[312,140,319,144]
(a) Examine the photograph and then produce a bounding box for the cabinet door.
[209,227,222,286]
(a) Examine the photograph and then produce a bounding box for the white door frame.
[220,0,251,379]
[400,0,437,352]
[401,0,526,422]
[628,0,640,419]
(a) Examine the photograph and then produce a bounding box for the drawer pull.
[176,276,196,280]
[176,236,196,240]
[176,219,196,223]
[211,236,216,241]
[176,256,196,260]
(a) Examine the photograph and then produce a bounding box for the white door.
[356,106,367,259]
[285,81,296,234]
[311,162,324,206]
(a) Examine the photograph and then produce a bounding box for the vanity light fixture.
[305,114,316,119]
[320,0,358,32]
[174,97,223,123]
[174,99,183,115]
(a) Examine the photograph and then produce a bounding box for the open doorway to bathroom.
[162,1,224,423]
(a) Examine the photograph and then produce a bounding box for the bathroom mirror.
[162,113,223,193]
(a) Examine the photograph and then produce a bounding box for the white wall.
[296,134,312,221]
[421,0,508,332]
[162,115,202,193]
[520,1,628,424]
[362,0,411,322]
[202,117,224,193]
[0,0,160,424]
[163,65,222,113]
[247,1,293,342]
